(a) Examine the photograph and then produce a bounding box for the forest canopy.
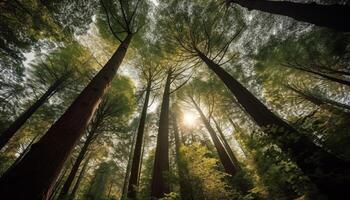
[0,0,350,200]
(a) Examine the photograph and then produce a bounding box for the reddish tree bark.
[227,0,350,32]
[127,81,152,199]
[0,34,133,200]
[0,78,63,150]
[151,70,172,199]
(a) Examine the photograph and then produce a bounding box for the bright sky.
[150,0,159,6]
[182,111,198,128]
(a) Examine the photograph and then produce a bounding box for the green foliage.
[179,143,234,200]
[239,131,323,200]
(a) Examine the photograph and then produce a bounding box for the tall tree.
[226,0,350,31]
[191,97,237,176]
[151,69,172,198]
[58,76,136,199]
[0,43,93,150]
[127,62,162,199]
[284,84,350,112]
[68,155,91,200]
[212,116,241,170]
[151,60,194,198]
[158,1,350,198]
[0,1,148,198]
[171,104,194,200]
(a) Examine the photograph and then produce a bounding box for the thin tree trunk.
[286,84,350,111]
[225,116,249,157]
[69,156,91,200]
[0,34,133,200]
[191,98,237,176]
[151,70,172,198]
[57,131,94,199]
[212,117,241,170]
[0,78,62,150]
[172,112,194,200]
[227,0,350,32]
[294,66,350,87]
[197,51,350,198]
[127,81,152,199]
[121,122,138,200]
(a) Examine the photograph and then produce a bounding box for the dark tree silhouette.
[0,78,63,150]
[226,0,350,32]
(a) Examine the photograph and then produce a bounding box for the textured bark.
[151,71,172,198]
[0,78,62,150]
[69,156,91,200]
[212,117,241,170]
[57,132,94,199]
[0,34,133,200]
[197,51,350,198]
[127,81,152,199]
[192,98,237,176]
[227,0,350,32]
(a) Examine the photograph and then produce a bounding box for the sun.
[183,111,197,126]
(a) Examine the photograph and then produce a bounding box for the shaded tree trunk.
[197,51,350,198]
[191,98,237,176]
[7,134,39,172]
[57,130,95,199]
[0,34,133,200]
[212,117,241,170]
[69,155,91,200]
[290,65,350,87]
[49,163,71,200]
[0,78,63,150]
[286,84,350,111]
[151,70,172,199]
[227,0,350,32]
[121,125,137,200]
[127,81,152,199]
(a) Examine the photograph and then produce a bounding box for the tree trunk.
[212,117,241,170]
[0,34,133,200]
[121,125,137,200]
[293,66,350,87]
[69,155,91,200]
[227,0,350,32]
[197,51,350,198]
[172,112,194,200]
[127,81,152,199]
[0,78,62,150]
[286,84,350,111]
[191,98,237,176]
[7,134,39,172]
[57,131,94,199]
[151,70,172,199]
[49,162,71,200]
